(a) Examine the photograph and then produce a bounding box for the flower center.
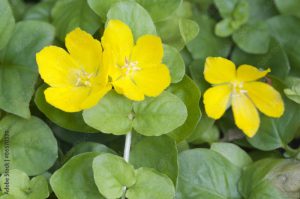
[121,57,141,75]
[75,69,94,87]
[232,81,247,95]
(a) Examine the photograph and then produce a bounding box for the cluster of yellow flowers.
[36,20,284,137]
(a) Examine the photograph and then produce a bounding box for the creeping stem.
[122,132,132,199]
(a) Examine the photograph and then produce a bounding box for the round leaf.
[83,90,133,135]
[0,115,58,175]
[167,76,201,141]
[0,0,15,49]
[130,135,178,184]
[107,1,156,39]
[50,152,105,199]
[274,0,300,18]
[133,92,187,136]
[176,149,241,199]
[92,153,136,199]
[51,0,101,41]
[162,45,185,83]
[35,84,96,133]
[179,18,199,44]
[126,168,175,199]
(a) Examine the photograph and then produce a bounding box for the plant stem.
[121,132,132,199]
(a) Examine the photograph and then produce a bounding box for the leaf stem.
[122,132,132,199]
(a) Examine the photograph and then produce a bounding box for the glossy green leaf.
[133,92,187,136]
[168,76,201,141]
[24,0,56,22]
[176,149,241,199]
[83,90,133,135]
[239,158,300,199]
[211,143,252,168]
[35,84,96,133]
[187,15,231,59]
[162,45,185,83]
[87,0,123,21]
[50,152,105,199]
[130,135,178,184]
[0,169,49,199]
[0,115,58,176]
[93,153,136,199]
[232,22,270,54]
[51,0,101,41]
[0,21,54,118]
[248,99,300,151]
[107,1,156,39]
[231,38,290,78]
[0,0,15,49]
[126,168,175,199]
[274,0,300,18]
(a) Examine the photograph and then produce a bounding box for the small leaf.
[51,0,101,41]
[0,115,58,175]
[0,0,15,49]
[83,90,133,135]
[126,168,175,199]
[107,1,156,40]
[162,45,185,83]
[274,0,300,18]
[130,135,178,184]
[133,92,187,136]
[93,153,136,199]
[50,152,105,199]
[24,0,56,22]
[179,18,200,44]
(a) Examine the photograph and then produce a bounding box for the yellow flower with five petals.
[101,20,171,101]
[203,57,284,137]
[36,28,111,112]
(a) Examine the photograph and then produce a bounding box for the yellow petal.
[44,87,90,112]
[232,93,260,137]
[244,82,284,117]
[113,77,144,101]
[237,65,270,82]
[203,84,232,119]
[102,20,134,66]
[133,64,170,97]
[103,47,121,81]
[81,84,112,109]
[36,46,79,87]
[131,35,163,65]
[204,57,236,84]
[65,28,103,74]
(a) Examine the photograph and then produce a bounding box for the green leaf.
[133,92,187,136]
[0,115,58,176]
[248,99,300,151]
[126,167,175,199]
[83,90,133,135]
[8,0,27,21]
[232,22,270,54]
[284,77,300,104]
[130,135,178,184]
[107,1,156,39]
[87,0,124,21]
[35,84,96,133]
[24,0,56,22]
[247,0,278,22]
[188,59,210,91]
[0,169,49,199]
[214,0,238,18]
[214,18,236,37]
[93,153,136,199]
[267,16,300,75]
[51,0,101,41]
[163,45,185,83]
[167,76,201,141]
[274,0,300,18]
[211,143,252,168]
[0,21,54,118]
[231,38,290,78]
[239,158,300,199]
[50,152,105,199]
[176,149,241,199]
[179,18,200,44]
[0,0,15,49]
[187,15,231,59]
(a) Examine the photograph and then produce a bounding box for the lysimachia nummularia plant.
[0,0,299,199]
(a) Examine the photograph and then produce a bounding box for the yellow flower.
[101,20,171,101]
[203,57,284,137]
[36,28,111,112]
